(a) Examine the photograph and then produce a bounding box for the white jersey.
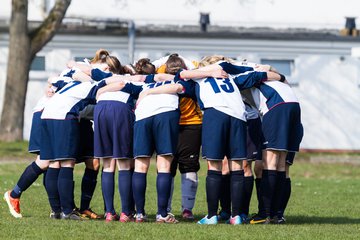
[41,80,106,120]
[258,81,299,115]
[33,96,51,113]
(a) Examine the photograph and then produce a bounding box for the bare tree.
[0,0,71,141]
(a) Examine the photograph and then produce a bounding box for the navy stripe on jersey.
[63,69,75,78]
[91,69,113,81]
[258,84,285,110]
[52,80,71,92]
[58,81,82,94]
[219,62,254,74]
[233,71,267,90]
[144,74,155,84]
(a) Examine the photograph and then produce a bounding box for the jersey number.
[204,78,234,93]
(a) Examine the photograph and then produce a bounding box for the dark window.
[74,57,92,62]
[260,59,294,76]
[30,56,45,71]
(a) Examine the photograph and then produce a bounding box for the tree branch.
[29,0,71,59]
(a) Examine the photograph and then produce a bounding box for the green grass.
[0,141,33,159]
[1,159,360,240]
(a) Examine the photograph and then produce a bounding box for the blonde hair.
[90,49,122,74]
[198,55,234,68]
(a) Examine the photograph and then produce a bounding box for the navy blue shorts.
[286,151,296,165]
[133,110,180,158]
[202,108,247,161]
[28,111,42,154]
[246,117,264,161]
[76,119,95,163]
[262,103,303,152]
[40,119,80,161]
[94,101,135,159]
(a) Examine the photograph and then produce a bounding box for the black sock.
[231,170,244,217]
[242,176,254,216]
[219,174,231,215]
[261,170,277,218]
[255,178,265,217]
[11,161,44,198]
[58,167,75,215]
[80,168,98,211]
[45,168,61,213]
[271,171,286,218]
[279,177,291,217]
[206,170,222,218]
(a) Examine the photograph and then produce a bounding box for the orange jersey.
[156,63,202,125]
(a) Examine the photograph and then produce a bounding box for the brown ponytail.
[134,58,155,74]
[165,53,186,75]
[90,49,110,64]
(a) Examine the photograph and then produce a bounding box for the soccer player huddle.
[4,49,303,225]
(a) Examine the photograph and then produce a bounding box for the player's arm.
[96,81,126,99]
[136,83,184,106]
[178,68,228,80]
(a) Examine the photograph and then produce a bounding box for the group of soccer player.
[3,49,303,225]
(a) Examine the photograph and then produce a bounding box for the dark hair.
[165,53,186,75]
[134,58,156,74]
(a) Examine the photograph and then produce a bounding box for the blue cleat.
[197,215,218,225]
[229,215,242,225]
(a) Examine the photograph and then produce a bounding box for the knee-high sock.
[278,177,291,217]
[242,175,254,216]
[132,172,147,215]
[45,168,61,213]
[255,178,265,217]
[167,176,175,212]
[11,161,44,199]
[101,172,115,214]
[231,170,244,217]
[118,170,132,215]
[219,174,231,215]
[261,170,277,218]
[206,170,222,218]
[271,171,286,218]
[80,168,98,211]
[58,167,75,215]
[181,172,198,211]
[157,173,172,217]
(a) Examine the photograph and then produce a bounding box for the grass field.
[1,152,360,239]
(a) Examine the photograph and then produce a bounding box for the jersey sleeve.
[144,74,155,83]
[219,62,254,74]
[177,80,196,99]
[91,69,113,81]
[233,71,268,90]
[121,82,143,99]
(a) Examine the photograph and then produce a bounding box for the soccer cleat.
[61,210,85,220]
[273,216,286,224]
[135,213,147,223]
[182,209,194,220]
[240,214,249,224]
[217,210,231,222]
[119,212,134,223]
[80,208,102,220]
[3,191,22,218]
[49,210,61,219]
[197,215,218,225]
[249,215,271,224]
[156,213,179,224]
[229,215,242,225]
[105,212,119,222]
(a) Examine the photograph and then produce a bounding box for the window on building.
[260,59,294,76]
[74,57,92,62]
[30,56,45,71]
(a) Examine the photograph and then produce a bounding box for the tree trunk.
[0,0,30,141]
[0,0,71,141]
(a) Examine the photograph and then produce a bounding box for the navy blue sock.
[80,168,98,211]
[58,167,75,215]
[11,161,44,198]
[101,171,115,214]
[132,172,147,215]
[279,178,291,217]
[261,170,277,218]
[156,172,172,217]
[219,174,231,215]
[242,175,254,216]
[255,178,265,217]
[43,170,47,188]
[206,170,222,218]
[45,168,61,213]
[118,170,132,215]
[129,169,135,213]
[231,170,244,217]
[270,171,286,218]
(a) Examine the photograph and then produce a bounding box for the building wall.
[8,33,358,150]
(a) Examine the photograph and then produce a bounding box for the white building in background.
[0,0,359,151]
